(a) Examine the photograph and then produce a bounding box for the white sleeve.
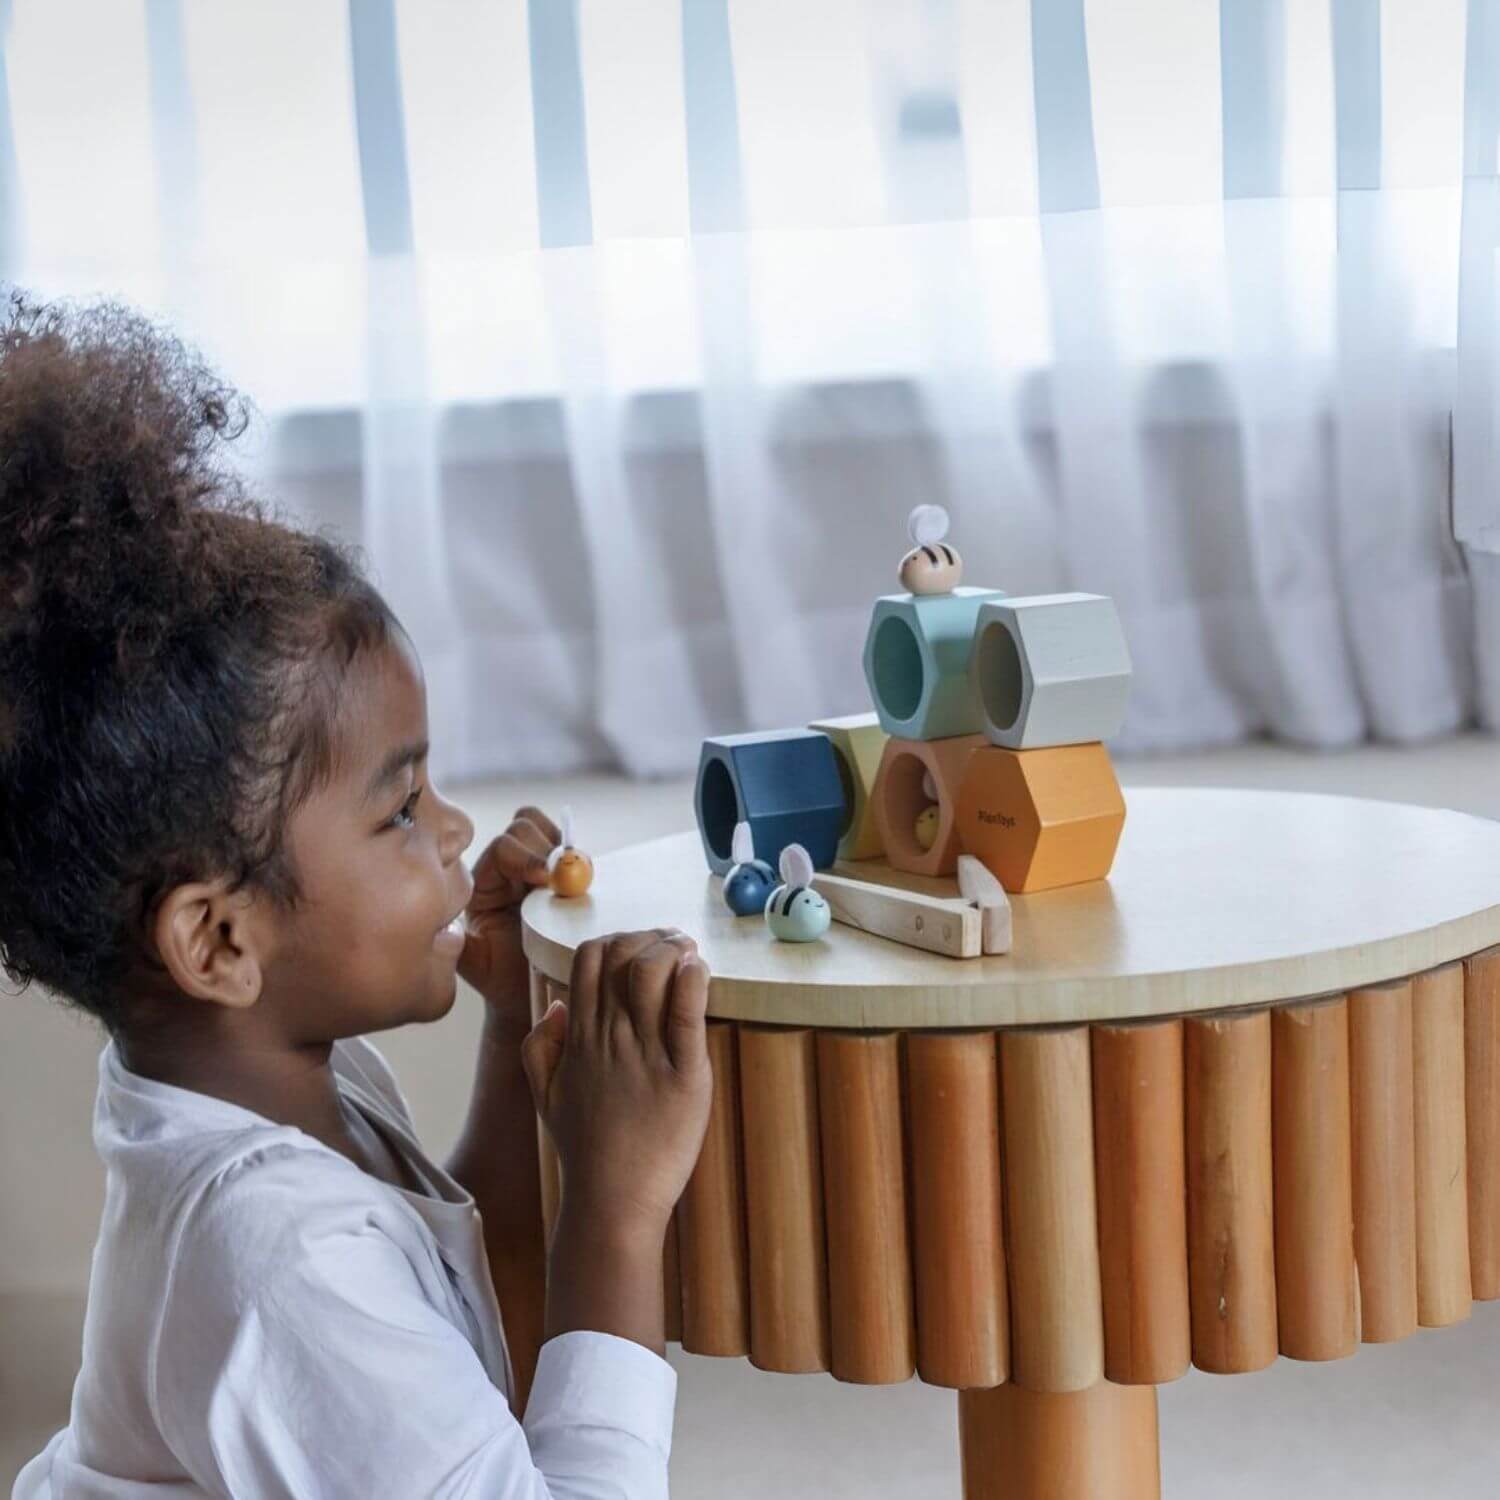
[153,1172,675,1500]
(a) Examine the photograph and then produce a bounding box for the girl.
[1,293,712,1499]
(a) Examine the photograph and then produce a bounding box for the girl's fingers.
[509,816,556,863]
[514,804,563,847]
[569,927,700,1057]
[621,936,696,1058]
[491,831,551,890]
[584,929,677,1048]
[468,832,542,907]
[665,956,710,1076]
[603,931,671,1033]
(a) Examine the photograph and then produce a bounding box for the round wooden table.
[521,788,1500,1499]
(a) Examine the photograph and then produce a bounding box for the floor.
[6,733,1500,1495]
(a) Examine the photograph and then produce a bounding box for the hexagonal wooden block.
[954,743,1126,893]
[871,734,986,878]
[808,713,889,862]
[862,587,1006,742]
[695,729,847,876]
[971,593,1132,750]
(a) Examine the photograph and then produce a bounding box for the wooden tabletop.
[520,787,1500,1029]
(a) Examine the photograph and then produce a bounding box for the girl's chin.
[414,972,461,1023]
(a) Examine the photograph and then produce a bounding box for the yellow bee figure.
[547,806,594,898]
[899,503,963,595]
[914,805,941,851]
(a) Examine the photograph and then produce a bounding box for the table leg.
[958,1382,1160,1500]
[529,968,563,1247]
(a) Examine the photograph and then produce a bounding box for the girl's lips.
[433,914,466,957]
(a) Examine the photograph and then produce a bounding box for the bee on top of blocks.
[899,503,963,595]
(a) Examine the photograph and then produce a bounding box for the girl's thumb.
[521,998,568,1112]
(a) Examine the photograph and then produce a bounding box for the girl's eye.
[388,785,424,830]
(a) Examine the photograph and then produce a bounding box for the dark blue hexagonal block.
[694,729,847,876]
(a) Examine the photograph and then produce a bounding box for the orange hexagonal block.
[954,743,1126,893]
[871,734,986,877]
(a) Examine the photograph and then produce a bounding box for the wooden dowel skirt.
[1090,1019,1190,1385]
[1464,949,1500,1300]
[1413,965,1472,1327]
[1272,999,1357,1361]
[1185,1011,1278,1373]
[738,1025,831,1372]
[907,1031,1008,1389]
[1349,980,1418,1343]
[677,1021,751,1355]
[817,1030,916,1383]
[1000,1026,1105,1393]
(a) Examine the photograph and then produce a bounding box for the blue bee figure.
[722,821,777,917]
[765,843,831,943]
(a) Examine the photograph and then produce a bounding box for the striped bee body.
[764,844,831,942]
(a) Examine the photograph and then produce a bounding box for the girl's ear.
[150,881,269,1010]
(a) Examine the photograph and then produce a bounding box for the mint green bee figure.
[764,843,831,943]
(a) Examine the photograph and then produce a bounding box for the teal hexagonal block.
[861,587,1007,742]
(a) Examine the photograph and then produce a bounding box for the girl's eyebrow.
[363,739,429,804]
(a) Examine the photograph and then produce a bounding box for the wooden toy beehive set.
[692,506,1134,954]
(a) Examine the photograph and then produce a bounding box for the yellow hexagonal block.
[954,743,1126,893]
[809,713,889,861]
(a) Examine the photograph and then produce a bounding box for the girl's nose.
[438,795,476,863]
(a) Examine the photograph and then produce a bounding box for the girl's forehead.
[340,637,426,741]
[311,636,429,814]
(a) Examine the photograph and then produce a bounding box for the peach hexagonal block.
[954,743,1126,893]
[871,734,986,878]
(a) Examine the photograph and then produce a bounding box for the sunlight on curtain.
[0,0,1491,779]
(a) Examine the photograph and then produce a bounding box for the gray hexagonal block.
[861,587,1006,742]
[970,593,1132,749]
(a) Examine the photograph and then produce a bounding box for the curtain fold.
[2,0,1493,779]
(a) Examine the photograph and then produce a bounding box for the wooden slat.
[1091,1020,1190,1385]
[817,1031,916,1383]
[532,972,563,1246]
[1185,1011,1278,1373]
[1464,949,1500,1300]
[1272,999,1357,1361]
[662,1210,683,1344]
[1413,965,1472,1326]
[907,1031,1008,1389]
[1000,1026,1105,1393]
[739,1025,831,1372]
[677,1021,751,1355]
[1349,981,1419,1342]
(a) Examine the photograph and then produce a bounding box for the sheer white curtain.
[1,0,1493,780]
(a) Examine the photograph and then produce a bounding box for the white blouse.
[13,1037,675,1499]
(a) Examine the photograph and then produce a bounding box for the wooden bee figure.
[765,843,831,943]
[899,503,963,595]
[547,806,594,898]
[722,821,777,917]
[914,767,941,850]
[914,805,941,851]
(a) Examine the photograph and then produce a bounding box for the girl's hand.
[457,806,561,1036]
[521,929,712,1237]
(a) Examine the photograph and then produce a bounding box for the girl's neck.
[117,1012,363,1168]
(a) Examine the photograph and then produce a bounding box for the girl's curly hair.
[0,291,395,1031]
